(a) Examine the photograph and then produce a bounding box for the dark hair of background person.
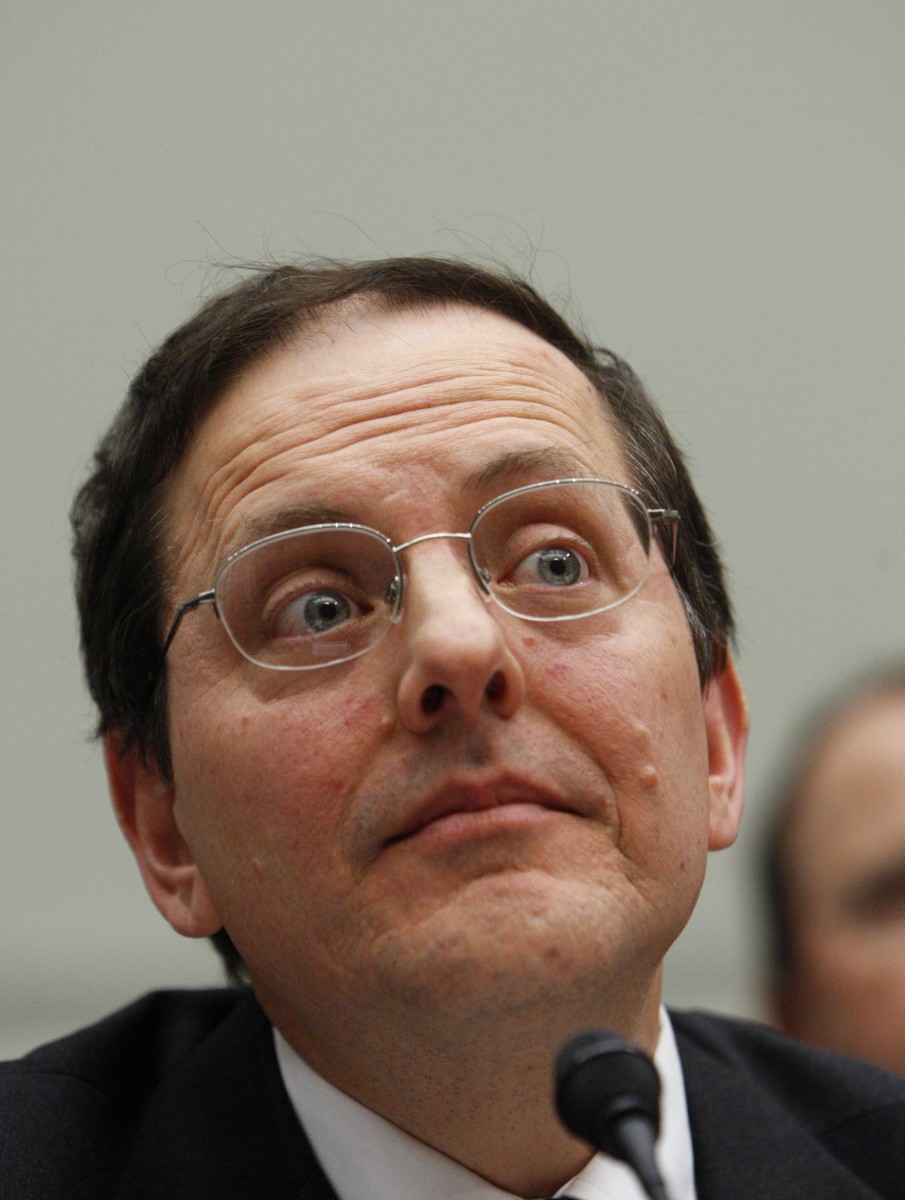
[761,661,905,988]
[70,255,736,981]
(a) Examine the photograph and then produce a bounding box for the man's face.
[124,303,743,1062]
[779,693,905,1075]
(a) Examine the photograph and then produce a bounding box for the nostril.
[421,684,446,714]
[484,671,504,701]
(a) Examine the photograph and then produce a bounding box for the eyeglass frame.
[158,477,681,673]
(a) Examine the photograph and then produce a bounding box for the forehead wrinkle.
[206,401,596,538]
[289,348,613,474]
[259,306,603,427]
[167,436,317,587]
[302,355,597,441]
[206,366,606,505]
[163,314,622,591]
[192,302,608,474]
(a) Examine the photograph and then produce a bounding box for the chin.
[366,870,654,1019]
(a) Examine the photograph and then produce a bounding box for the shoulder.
[0,988,251,1199]
[670,1007,905,1108]
[669,1009,905,1197]
[2,987,246,1096]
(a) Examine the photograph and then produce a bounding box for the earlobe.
[103,731,222,938]
[703,654,749,851]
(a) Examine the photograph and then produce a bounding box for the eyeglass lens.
[213,480,654,670]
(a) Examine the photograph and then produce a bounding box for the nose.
[394,544,526,734]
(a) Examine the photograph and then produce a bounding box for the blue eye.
[515,546,586,587]
[273,589,356,638]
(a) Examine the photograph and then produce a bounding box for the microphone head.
[554,1028,661,1156]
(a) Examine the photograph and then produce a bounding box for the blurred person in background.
[763,663,905,1075]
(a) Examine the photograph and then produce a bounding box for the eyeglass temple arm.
[649,508,680,565]
[159,590,216,661]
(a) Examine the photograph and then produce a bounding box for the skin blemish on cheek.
[626,721,658,791]
[377,713,396,737]
[639,764,659,791]
[336,694,386,734]
[631,720,653,752]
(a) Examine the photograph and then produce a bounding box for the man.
[763,664,905,1076]
[3,257,903,1198]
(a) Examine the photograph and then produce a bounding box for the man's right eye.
[269,588,360,638]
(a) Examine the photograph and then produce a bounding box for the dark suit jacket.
[2,988,904,1198]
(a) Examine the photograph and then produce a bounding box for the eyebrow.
[230,447,600,552]
[464,447,597,491]
[232,504,353,550]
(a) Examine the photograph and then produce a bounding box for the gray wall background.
[3,2,903,1059]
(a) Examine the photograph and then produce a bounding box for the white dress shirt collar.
[274,1009,696,1200]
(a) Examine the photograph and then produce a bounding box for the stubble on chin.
[357,863,661,1029]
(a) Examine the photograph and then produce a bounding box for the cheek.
[170,683,389,886]
[525,627,707,780]
[523,629,711,868]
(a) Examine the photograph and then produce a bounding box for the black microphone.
[554,1028,672,1200]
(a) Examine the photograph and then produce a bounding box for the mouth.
[385,775,576,848]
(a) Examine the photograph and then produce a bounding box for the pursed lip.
[384,774,578,846]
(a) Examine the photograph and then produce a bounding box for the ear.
[702,653,749,851]
[103,731,222,938]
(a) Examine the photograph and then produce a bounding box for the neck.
[259,974,663,1198]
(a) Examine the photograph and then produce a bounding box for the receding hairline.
[238,288,602,383]
[153,294,633,597]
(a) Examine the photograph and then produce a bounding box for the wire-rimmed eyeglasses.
[160,478,680,673]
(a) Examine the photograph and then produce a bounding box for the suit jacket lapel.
[116,993,338,1200]
[674,1017,883,1200]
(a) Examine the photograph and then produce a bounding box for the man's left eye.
[512,545,587,586]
